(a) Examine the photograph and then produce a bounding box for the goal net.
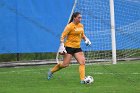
[72,0,140,63]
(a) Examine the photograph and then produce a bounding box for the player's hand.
[58,43,67,55]
[85,37,91,46]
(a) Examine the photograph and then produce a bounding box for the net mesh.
[73,0,140,63]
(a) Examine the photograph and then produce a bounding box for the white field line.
[0,69,139,75]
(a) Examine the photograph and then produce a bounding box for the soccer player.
[48,12,91,84]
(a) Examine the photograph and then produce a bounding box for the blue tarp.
[0,0,140,53]
[0,0,74,53]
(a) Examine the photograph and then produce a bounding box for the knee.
[62,64,69,68]
[79,60,85,65]
[60,64,69,68]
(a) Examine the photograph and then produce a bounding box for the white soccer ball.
[84,76,94,84]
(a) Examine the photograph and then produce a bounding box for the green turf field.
[0,61,140,93]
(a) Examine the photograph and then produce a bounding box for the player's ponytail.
[68,12,81,24]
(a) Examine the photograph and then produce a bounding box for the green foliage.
[0,49,139,62]
[0,53,56,62]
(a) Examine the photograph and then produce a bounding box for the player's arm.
[60,25,71,43]
[82,31,91,46]
[59,25,71,54]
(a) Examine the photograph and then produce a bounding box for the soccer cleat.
[47,69,53,80]
[80,80,85,84]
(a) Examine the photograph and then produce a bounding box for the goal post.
[109,0,117,64]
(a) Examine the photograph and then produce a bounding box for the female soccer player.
[48,12,91,84]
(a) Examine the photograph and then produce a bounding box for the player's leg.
[51,53,72,72]
[74,51,86,83]
[48,53,72,80]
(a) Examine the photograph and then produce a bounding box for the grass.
[0,61,140,93]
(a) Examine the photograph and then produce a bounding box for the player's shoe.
[47,69,53,80]
[80,80,85,84]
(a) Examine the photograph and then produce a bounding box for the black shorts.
[65,47,82,55]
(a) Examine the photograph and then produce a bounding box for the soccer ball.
[84,76,94,84]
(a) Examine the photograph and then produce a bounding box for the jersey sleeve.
[60,25,71,42]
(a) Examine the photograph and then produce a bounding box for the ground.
[0,61,140,93]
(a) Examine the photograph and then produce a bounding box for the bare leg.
[74,52,86,81]
[51,53,72,73]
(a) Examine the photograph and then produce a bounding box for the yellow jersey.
[60,22,85,48]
